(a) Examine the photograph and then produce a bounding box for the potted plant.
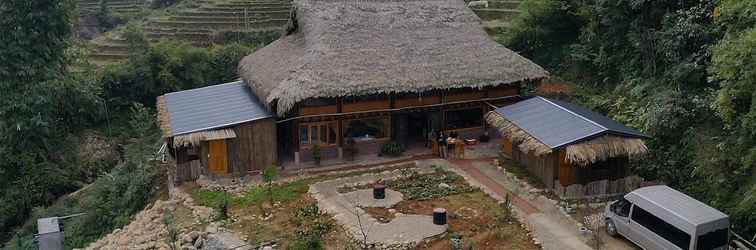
[312,144,322,165]
[379,141,404,157]
[479,130,491,143]
[344,137,358,161]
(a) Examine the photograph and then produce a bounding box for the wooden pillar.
[337,97,343,146]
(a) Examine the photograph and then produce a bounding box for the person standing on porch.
[438,131,447,158]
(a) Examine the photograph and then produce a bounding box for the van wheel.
[605,219,618,237]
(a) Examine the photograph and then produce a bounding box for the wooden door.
[558,149,576,186]
[208,140,228,175]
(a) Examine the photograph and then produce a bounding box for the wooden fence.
[175,160,202,183]
[554,175,644,200]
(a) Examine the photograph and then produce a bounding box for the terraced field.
[84,0,519,65]
[85,0,290,65]
[78,0,147,15]
[468,0,522,35]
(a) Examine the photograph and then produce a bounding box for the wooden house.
[157,81,277,181]
[485,96,649,190]
[236,0,548,164]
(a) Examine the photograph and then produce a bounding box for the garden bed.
[341,167,540,249]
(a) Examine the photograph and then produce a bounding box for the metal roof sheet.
[493,96,648,148]
[164,81,273,136]
[625,185,729,231]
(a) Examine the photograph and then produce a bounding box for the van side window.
[696,228,728,250]
[612,199,631,217]
[631,206,691,250]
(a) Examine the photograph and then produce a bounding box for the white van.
[605,185,729,250]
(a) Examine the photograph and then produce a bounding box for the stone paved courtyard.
[309,164,447,247]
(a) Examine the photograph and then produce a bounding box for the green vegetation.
[192,189,234,208]
[290,202,334,250]
[262,166,279,205]
[3,104,161,249]
[237,181,309,206]
[387,168,476,200]
[379,141,405,157]
[503,0,755,236]
[0,0,258,246]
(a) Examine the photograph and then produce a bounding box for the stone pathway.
[447,159,594,250]
[309,164,446,247]
[342,189,403,208]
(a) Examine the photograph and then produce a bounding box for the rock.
[182,234,194,244]
[193,238,204,249]
[188,231,200,241]
[181,245,197,250]
[438,183,451,189]
[388,209,397,213]
[206,223,219,233]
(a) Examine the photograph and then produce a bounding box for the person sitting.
[437,131,447,158]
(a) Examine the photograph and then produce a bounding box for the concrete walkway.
[446,159,594,250]
[309,166,446,247]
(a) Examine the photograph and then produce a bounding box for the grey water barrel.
[373,184,386,199]
[433,208,447,225]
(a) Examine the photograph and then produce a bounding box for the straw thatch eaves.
[173,129,237,147]
[156,81,273,146]
[239,0,549,115]
[486,96,649,166]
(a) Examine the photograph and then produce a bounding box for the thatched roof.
[239,0,549,115]
[173,129,237,147]
[486,96,649,166]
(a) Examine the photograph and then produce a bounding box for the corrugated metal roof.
[164,81,273,136]
[493,96,648,148]
[625,185,728,231]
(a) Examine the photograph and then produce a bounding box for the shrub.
[262,166,278,205]
[379,141,404,157]
[291,202,333,250]
[502,0,583,71]
[216,195,231,221]
[312,144,322,165]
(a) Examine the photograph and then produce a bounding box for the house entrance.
[208,139,228,175]
[395,111,441,148]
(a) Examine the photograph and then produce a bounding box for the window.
[344,117,389,142]
[445,108,483,130]
[696,228,728,250]
[299,121,337,147]
[631,206,691,250]
[611,198,631,217]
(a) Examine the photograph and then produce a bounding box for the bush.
[502,0,583,72]
[312,144,322,165]
[290,202,333,250]
[379,141,404,157]
[101,40,255,110]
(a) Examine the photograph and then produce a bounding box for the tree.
[0,0,81,242]
[262,166,278,206]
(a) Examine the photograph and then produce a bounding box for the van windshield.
[696,228,728,250]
